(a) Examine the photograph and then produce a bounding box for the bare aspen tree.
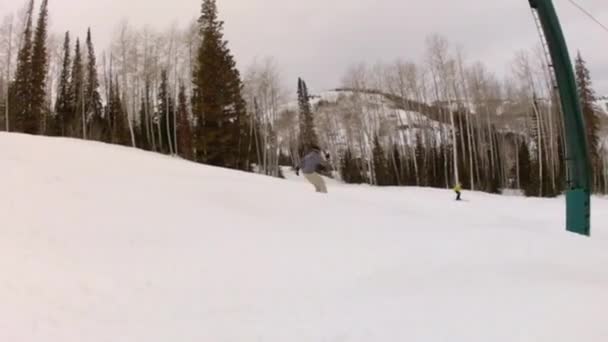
[513,51,542,195]
[116,21,136,147]
[164,25,176,155]
[533,46,558,191]
[455,49,476,190]
[427,34,459,187]
[141,28,155,151]
[243,57,288,176]
[45,33,63,134]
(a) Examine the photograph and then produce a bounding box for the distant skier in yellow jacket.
[454,183,462,201]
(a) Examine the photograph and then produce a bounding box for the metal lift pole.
[528,0,592,236]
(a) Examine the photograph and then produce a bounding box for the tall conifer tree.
[85,28,103,138]
[55,31,71,137]
[28,0,49,134]
[372,136,391,186]
[176,83,193,160]
[297,78,318,153]
[10,0,35,132]
[192,0,249,170]
[69,38,84,138]
[575,52,601,191]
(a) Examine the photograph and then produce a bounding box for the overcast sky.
[2,0,608,95]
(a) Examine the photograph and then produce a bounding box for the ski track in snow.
[1,133,608,342]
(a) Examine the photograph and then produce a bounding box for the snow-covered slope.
[315,90,443,127]
[307,89,448,150]
[2,133,608,342]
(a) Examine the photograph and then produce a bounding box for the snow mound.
[1,133,608,342]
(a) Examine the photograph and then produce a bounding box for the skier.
[296,145,330,194]
[454,183,462,201]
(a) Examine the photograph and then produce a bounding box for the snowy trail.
[1,133,608,342]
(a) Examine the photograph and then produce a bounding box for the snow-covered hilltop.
[2,132,608,342]
[597,95,608,114]
[309,89,448,149]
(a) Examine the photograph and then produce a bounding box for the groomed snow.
[1,133,608,342]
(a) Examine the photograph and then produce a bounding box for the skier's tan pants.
[304,173,328,193]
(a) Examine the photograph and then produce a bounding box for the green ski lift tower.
[528,0,592,236]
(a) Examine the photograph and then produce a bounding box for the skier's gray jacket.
[299,151,327,174]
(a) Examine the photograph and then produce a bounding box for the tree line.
[0,1,606,196]
[279,36,607,196]
[0,0,256,172]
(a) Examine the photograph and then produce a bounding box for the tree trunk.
[4,18,13,131]
[532,100,544,196]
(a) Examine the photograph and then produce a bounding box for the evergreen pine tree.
[433,144,442,188]
[115,81,130,146]
[69,38,84,138]
[192,0,250,170]
[372,136,391,186]
[106,76,129,146]
[518,142,538,197]
[0,78,5,128]
[390,144,403,185]
[340,148,353,183]
[556,135,567,192]
[106,77,117,142]
[278,150,292,166]
[176,83,193,160]
[28,0,49,134]
[10,0,35,132]
[415,133,426,186]
[137,79,153,150]
[84,28,104,140]
[297,78,318,153]
[575,52,601,192]
[55,31,71,137]
[229,65,251,171]
[137,97,148,149]
[340,148,365,184]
